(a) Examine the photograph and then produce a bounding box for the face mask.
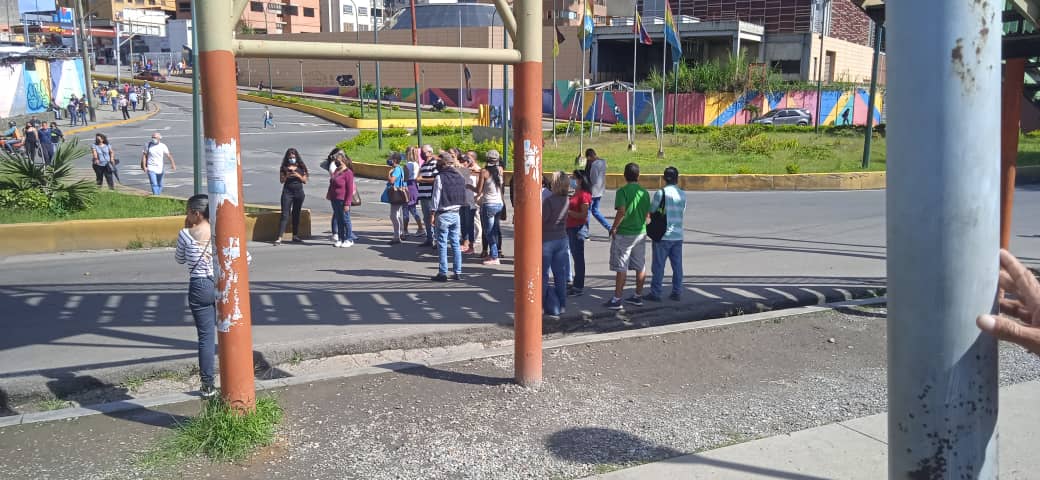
[386,159,395,167]
[151,138,158,144]
[570,179,577,190]
[288,158,296,164]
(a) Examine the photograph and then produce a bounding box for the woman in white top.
[174,194,217,398]
[475,149,504,264]
[402,146,425,238]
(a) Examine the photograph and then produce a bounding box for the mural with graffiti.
[0,58,84,118]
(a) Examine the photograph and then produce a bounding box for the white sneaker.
[341,240,354,248]
[334,241,342,247]
[330,234,338,242]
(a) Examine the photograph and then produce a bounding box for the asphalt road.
[4,88,1039,402]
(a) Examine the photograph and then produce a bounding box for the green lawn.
[0,190,187,224]
[246,92,472,120]
[341,130,1040,175]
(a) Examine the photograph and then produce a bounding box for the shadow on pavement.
[547,427,831,480]
[391,363,511,386]
[43,371,191,429]
[0,388,13,416]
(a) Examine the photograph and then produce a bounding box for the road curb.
[64,103,162,136]
[0,290,885,427]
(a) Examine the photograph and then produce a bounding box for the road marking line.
[723,287,765,300]
[799,288,827,304]
[690,287,721,299]
[765,288,799,302]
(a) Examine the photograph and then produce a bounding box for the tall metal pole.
[409,0,423,145]
[191,2,203,195]
[196,0,257,412]
[1002,58,1026,250]
[373,9,384,149]
[263,9,272,93]
[657,11,666,158]
[861,23,882,169]
[512,0,543,387]
[74,0,96,121]
[813,0,828,134]
[628,2,636,150]
[578,31,586,157]
[299,60,304,92]
[551,0,558,146]
[115,21,121,85]
[458,10,464,133]
[344,0,362,117]
[886,0,1000,477]
[501,27,509,164]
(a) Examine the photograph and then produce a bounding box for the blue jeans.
[481,203,503,259]
[460,206,476,244]
[651,240,684,297]
[420,198,434,243]
[589,197,611,231]
[436,210,462,275]
[331,200,349,241]
[147,170,164,195]
[566,226,587,290]
[542,238,570,315]
[188,276,216,386]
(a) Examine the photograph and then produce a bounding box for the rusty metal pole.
[512,0,543,386]
[1001,58,1025,250]
[197,0,256,412]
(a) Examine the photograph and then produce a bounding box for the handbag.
[351,180,362,206]
[646,188,668,242]
[388,186,409,205]
[498,204,507,221]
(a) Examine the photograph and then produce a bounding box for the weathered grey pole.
[75,0,96,122]
[373,11,384,149]
[861,23,882,169]
[886,1,1000,478]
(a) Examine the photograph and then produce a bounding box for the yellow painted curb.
[65,103,162,136]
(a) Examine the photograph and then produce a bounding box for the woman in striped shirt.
[174,194,217,398]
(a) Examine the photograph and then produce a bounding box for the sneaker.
[200,383,217,398]
[341,240,354,248]
[415,229,427,238]
[273,238,282,246]
[567,287,584,297]
[333,240,342,248]
[330,234,338,242]
[605,298,624,310]
[625,295,644,307]
[669,293,681,301]
[431,273,448,282]
[482,258,500,266]
[644,294,663,302]
[452,273,463,281]
[291,236,303,243]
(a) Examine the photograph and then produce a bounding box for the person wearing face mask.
[566,170,592,297]
[275,148,309,245]
[141,132,176,195]
[175,194,218,398]
[326,151,355,247]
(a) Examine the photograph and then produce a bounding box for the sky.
[18,0,57,15]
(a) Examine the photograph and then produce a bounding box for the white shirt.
[143,141,170,173]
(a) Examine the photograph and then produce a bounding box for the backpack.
[646,187,668,242]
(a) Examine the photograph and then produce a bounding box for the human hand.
[977,249,1040,354]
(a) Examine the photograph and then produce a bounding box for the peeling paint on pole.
[206,139,240,208]
[523,139,541,183]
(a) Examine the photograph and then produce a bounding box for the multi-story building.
[319,0,392,33]
[238,0,322,33]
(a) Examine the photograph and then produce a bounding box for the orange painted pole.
[512,0,543,386]
[1001,58,1025,250]
[197,0,256,412]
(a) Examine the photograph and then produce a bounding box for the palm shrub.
[0,138,96,214]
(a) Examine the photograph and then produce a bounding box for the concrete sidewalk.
[594,380,1040,479]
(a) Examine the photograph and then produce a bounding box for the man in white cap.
[141,132,176,195]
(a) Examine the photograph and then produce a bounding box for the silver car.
[751,108,813,126]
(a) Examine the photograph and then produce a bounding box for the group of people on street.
[101,82,154,120]
[51,95,89,127]
[4,117,65,165]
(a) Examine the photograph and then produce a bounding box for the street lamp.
[341,0,364,116]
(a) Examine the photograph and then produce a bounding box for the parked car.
[751,108,812,126]
[134,71,167,83]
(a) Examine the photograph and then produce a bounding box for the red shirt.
[326,169,354,202]
[566,190,591,229]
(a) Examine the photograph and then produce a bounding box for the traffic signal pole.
[197,0,256,412]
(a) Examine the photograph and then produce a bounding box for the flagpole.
[579,12,586,160]
[458,10,464,133]
[552,0,558,146]
[629,2,637,151]
[672,0,681,138]
[658,7,667,158]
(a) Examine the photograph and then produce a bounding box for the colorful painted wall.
[0,58,84,118]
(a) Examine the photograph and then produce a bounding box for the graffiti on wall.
[0,58,83,118]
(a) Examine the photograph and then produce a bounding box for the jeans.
[111,101,117,112]
[542,238,570,315]
[651,240,684,297]
[147,170,164,195]
[460,206,476,244]
[121,106,130,120]
[93,163,114,189]
[481,203,503,259]
[331,200,350,242]
[589,196,611,231]
[79,111,87,125]
[419,198,434,242]
[40,143,54,166]
[436,211,462,275]
[69,111,78,125]
[404,203,422,232]
[278,184,305,238]
[188,276,216,386]
[566,226,587,290]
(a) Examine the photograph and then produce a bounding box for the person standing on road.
[263,106,275,129]
[402,146,424,239]
[459,151,480,254]
[476,149,504,264]
[119,95,131,120]
[108,88,119,112]
[23,122,39,164]
[585,148,611,233]
[129,89,139,111]
[431,154,467,282]
[91,133,115,190]
[566,170,592,297]
[542,172,571,316]
[647,167,687,302]
[141,132,176,195]
[175,194,218,398]
[77,101,88,126]
[48,122,64,144]
[605,162,651,310]
[67,97,79,126]
[37,122,54,166]
[326,151,355,248]
[416,144,439,247]
[387,152,406,245]
[275,148,308,245]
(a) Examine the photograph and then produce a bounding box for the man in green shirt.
[605,162,651,310]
